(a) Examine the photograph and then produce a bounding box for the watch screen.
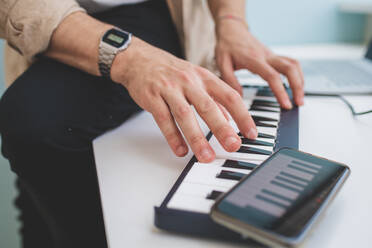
[103,29,129,48]
[107,34,124,44]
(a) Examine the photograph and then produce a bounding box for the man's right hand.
[111,37,257,163]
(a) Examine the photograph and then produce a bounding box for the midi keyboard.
[155,86,299,243]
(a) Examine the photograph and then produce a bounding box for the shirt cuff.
[5,0,86,61]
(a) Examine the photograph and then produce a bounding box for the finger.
[162,91,215,163]
[185,88,241,152]
[269,56,304,106]
[150,97,188,157]
[248,60,292,109]
[282,56,305,86]
[217,102,230,121]
[205,74,257,140]
[218,54,243,96]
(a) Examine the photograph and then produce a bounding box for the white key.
[175,182,227,198]
[183,165,239,188]
[240,144,274,153]
[242,88,258,99]
[194,162,252,175]
[254,96,278,102]
[251,106,281,112]
[167,193,214,213]
[256,126,278,137]
[210,135,270,162]
[249,110,280,120]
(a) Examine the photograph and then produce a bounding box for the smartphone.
[210,148,350,248]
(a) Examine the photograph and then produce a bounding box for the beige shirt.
[0,0,217,87]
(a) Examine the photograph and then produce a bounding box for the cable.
[305,93,372,116]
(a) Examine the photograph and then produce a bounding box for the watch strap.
[98,41,117,78]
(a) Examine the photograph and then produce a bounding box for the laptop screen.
[365,40,372,60]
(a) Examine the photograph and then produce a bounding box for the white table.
[93,44,372,248]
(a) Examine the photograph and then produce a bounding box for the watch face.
[103,29,129,48]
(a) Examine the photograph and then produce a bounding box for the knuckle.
[282,61,295,74]
[164,131,180,145]
[267,72,281,83]
[177,70,195,86]
[147,84,160,97]
[225,90,241,105]
[189,134,205,147]
[214,124,232,138]
[195,66,211,78]
[198,98,215,115]
[291,59,301,67]
[174,104,192,120]
[154,111,169,125]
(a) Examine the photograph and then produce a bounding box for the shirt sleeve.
[0,0,86,61]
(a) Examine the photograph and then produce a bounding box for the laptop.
[302,40,372,95]
[235,41,372,95]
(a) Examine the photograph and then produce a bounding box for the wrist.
[110,36,140,85]
[215,14,248,39]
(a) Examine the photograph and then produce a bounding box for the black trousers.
[0,1,183,247]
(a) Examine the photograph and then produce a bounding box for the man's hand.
[111,37,258,163]
[215,20,304,109]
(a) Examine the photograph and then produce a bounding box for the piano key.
[217,170,246,181]
[258,132,276,139]
[251,101,280,109]
[241,138,274,147]
[240,144,273,153]
[256,88,275,97]
[250,106,280,113]
[237,146,272,156]
[251,115,278,122]
[183,163,247,188]
[209,136,270,161]
[242,87,258,99]
[238,132,276,140]
[252,99,280,108]
[249,110,280,120]
[167,192,214,213]
[206,190,224,200]
[254,96,276,101]
[254,121,277,128]
[174,181,228,197]
[222,159,258,170]
[256,126,278,137]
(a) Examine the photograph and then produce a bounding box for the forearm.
[45,12,113,76]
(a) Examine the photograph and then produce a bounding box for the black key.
[258,132,275,139]
[223,159,258,170]
[217,170,246,181]
[252,99,280,108]
[237,146,272,156]
[206,190,223,200]
[250,106,280,113]
[256,88,274,97]
[251,115,278,122]
[254,121,277,128]
[241,138,274,147]
[237,132,276,140]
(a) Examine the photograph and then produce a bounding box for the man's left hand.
[215,20,304,109]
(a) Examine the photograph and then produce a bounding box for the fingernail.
[176,146,187,156]
[247,128,257,140]
[285,99,293,109]
[224,136,239,148]
[200,148,213,161]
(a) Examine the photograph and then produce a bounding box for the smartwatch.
[98,28,132,78]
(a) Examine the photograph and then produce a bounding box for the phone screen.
[216,148,349,238]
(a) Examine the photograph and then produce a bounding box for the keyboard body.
[154,86,298,243]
